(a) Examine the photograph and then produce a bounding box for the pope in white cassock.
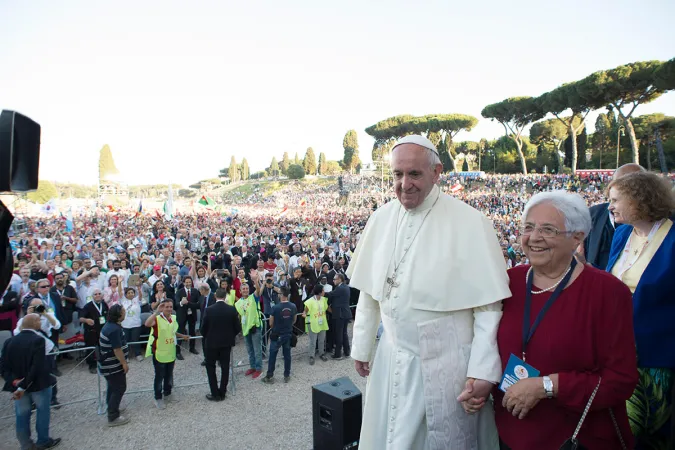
[346,135,511,450]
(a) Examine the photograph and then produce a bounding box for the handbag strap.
[570,377,628,450]
[572,377,601,440]
[609,408,628,450]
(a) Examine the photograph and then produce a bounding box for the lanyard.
[614,220,664,280]
[93,301,103,316]
[522,258,577,362]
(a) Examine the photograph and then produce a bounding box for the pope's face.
[391,144,442,210]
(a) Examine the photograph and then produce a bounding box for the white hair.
[522,191,592,236]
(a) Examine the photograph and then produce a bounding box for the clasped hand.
[457,378,494,415]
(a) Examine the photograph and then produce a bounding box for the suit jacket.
[327,283,352,320]
[200,301,241,349]
[175,287,200,321]
[584,203,616,270]
[48,287,76,326]
[1,330,51,393]
[200,293,216,316]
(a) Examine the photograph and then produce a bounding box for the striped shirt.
[98,322,128,376]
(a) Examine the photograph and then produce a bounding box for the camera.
[34,304,46,314]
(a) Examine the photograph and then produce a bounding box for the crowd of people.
[1,164,674,449]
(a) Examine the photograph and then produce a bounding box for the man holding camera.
[14,297,62,408]
[2,314,62,450]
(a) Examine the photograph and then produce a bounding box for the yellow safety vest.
[304,296,329,333]
[146,313,178,363]
[226,290,236,306]
[235,295,262,337]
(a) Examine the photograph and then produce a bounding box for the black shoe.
[51,399,61,410]
[261,375,274,384]
[206,394,222,402]
[36,437,62,449]
[201,360,206,367]
[331,355,344,360]
[88,367,97,374]
[219,391,227,399]
[176,353,184,361]
[189,348,199,355]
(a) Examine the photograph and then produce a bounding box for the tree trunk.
[624,118,640,163]
[647,144,652,171]
[555,141,565,172]
[514,140,527,174]
[568,121,584,174]
[655,129,668,173]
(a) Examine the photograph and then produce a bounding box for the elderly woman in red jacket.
[464,191,638,449]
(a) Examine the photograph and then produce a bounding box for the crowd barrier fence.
[0,304,358,420]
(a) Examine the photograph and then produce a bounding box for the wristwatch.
[543,376,554,399]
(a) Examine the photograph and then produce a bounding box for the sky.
[1,0,674,187]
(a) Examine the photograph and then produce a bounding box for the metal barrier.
[0,303,358,420]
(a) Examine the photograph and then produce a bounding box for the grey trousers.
[308,329,326,358]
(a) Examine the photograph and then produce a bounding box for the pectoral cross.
[386,274,399,298]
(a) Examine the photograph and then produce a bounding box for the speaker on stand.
[312,377,362,450]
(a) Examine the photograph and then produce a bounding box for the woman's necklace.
[526,265,572,295]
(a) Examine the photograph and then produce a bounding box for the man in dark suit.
[327,274,352,360]
[175,276,200,355]
[200,288,241,401]
[50,272,77,326]
[1,314,61,450]
[198,283,216,366]
[580,164,645,268]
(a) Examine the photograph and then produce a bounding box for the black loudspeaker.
[0,110,41,192]
[312,377,362,450]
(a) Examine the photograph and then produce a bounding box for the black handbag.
[559,377,627,450]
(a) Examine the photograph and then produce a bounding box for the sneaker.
[36,438,62,449]
[176,353,184,361]
[154,398,166,410]
[261,375,274,384]
[331,355,344,361]
[135,355,144,362]
[245,368,255,376]
[252,370,262,379]
[319,354,328,362]
[309,357,315,366]
[108,415,130,427]
[165,394,179,403]
[284,376,290,383]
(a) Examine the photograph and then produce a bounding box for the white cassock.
[347,184,511,450]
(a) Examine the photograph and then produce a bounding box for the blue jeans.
[245,329,263,371]
[267,335,291,377]
[15,386,52,449]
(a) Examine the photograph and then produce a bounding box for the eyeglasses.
[38,285,49,289]
[519,225,574,238]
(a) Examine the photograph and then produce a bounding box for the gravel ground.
[0,325,368,450]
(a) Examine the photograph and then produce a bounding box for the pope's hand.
[502,377,545,420]
[457,378,488,414]
[354,360,370,377]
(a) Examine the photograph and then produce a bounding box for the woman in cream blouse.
[606,172,675,450]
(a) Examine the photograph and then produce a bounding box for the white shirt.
[14,312,60,343]
[121,297,142,329]
[18,328,55,354]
